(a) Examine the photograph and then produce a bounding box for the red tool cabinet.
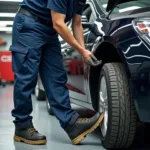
[0,51,14,82]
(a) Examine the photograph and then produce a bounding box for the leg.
[10,13,47,145]
[39,39,79,129]
[11,13,43,128]
[39,37,104,145]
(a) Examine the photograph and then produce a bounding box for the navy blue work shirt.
[20,0,86,24]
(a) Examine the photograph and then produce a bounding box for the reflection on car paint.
[66,84,84,94]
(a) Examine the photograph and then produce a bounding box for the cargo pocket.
[9,45,28,73]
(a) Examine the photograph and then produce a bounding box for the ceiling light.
[0,0,22,2]
[0,13,16,17]
[0,21,13,26]
[0,27,12,32]
[0,24,7,27]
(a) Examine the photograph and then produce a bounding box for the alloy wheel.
[99,76,108,137]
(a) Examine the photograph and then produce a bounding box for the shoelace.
[77,118,90,122]
[29,127,38,136]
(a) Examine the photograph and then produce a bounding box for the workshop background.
[0,0,150,150]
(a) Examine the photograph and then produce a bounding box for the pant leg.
[39,39,79,129]
[10,13,45,128]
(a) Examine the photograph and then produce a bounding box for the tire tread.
[101,63,137,149]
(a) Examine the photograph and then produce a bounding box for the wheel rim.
[99,76,108,137]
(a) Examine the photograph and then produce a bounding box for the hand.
[82,50,102,66]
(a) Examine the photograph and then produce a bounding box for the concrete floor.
[0,85,150,150]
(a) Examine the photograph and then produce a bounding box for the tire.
[46,99,54,115]
[98,63,137,149]
[35,84,46,100]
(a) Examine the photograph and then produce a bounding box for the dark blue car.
[37,0,150,149]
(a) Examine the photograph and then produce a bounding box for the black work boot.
[66,112,104,145]
[14,126,47,145]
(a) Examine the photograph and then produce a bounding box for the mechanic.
[10,0,104,145]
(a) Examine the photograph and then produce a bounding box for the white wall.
[0,34,12,51]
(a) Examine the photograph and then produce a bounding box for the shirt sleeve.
[47,0,67,14]
[76,0,86,15]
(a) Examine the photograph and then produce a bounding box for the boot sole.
[72,113,104,145]
[14,135,47,145]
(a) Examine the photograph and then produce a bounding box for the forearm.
[53,22,85,55]
[72,24,85,48]
[50,10,98,66]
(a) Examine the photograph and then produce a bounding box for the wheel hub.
[99,76,108,137]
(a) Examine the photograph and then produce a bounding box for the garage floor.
[0,85,150,150]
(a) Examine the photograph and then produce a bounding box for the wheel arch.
[89,40,131,110]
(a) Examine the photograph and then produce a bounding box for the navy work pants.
[10,13,79,129]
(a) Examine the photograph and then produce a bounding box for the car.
[36,0,150,149]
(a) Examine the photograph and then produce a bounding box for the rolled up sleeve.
[47,0,67,14]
